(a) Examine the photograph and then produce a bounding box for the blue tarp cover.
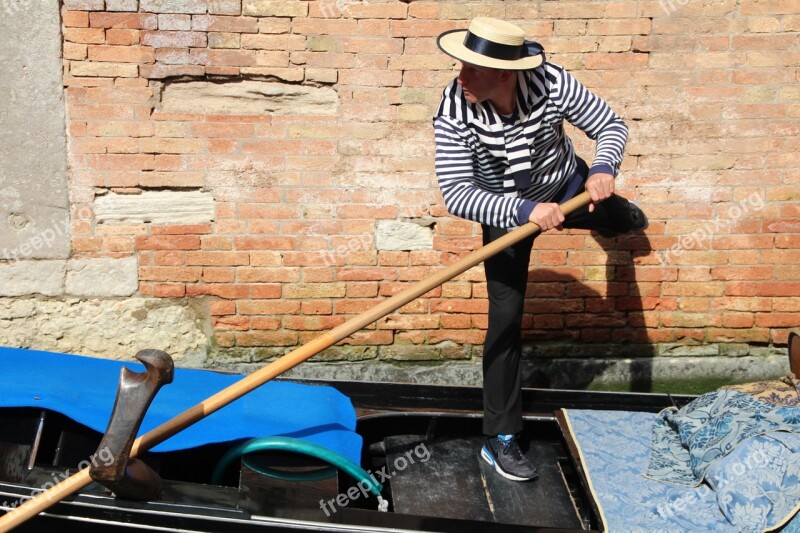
[0,347,361,462]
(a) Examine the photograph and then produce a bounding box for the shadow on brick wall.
[520,231,656,391]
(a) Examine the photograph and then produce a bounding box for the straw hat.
[437,17,544,70]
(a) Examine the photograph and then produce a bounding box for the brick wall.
[60,0,800,373]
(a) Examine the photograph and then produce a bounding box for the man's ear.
[498,70,515,82]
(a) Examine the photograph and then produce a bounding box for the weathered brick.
[139,266,202,281]
[185,251,249,266]
[64,43,89,61]
[192,14,258,32]
[209,0,241,15]
[306,68,337,84]
[210,300,236,315]
[70,61,139,77]
[408,2,439,19]
[741,0,800,15]
[338,69,403,87]
[344,2,408,19]
[203,266,236,283]
[236,331,298,347]
[588,18,651,36]
[158,13,192,30]
[140,63,205,78]
[144,139,206,157]
[90,12,158,29]
[390,19,456,37]
[584,52,649,70]
[239,300,300,315]
[340,36,403,54]
[106,28,141,45]
[140,0,207,14]
[185,284,250,299]
[293,18,358,35]
[64,11,90,27]
[241,34,306,50]
[257,18,291,33]
[136,235,201,250]
[65,28,106,44]
[106,0,139,11]
[142,172,204,187]
[88,45,155,63]
[141,30,207,48]
[205,50,255,67]
[242,0,307,17]
[64,0,105,10]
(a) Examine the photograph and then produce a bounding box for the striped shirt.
[433,62,628,229]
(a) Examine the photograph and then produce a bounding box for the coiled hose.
[211,436,388,512]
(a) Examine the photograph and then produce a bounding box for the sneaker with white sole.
[480,436,538,481]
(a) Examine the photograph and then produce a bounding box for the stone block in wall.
[66,257,138,297]
[160,80,338,116]
[0,298,208,364]
[376,219,434,251]
[94,190,215,225]
[0,1,69,260]
[0,261,66,297]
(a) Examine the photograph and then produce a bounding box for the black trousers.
[481,179,636,436]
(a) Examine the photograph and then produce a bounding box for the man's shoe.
[595,201,649,238]
[480,436,538,481]
[628,202,649,232]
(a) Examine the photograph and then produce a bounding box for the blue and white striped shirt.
[433,62,628,229]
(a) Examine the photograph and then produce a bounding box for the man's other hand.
[585,173,615,213]
[529,202,564,231]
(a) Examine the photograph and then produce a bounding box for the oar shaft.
[0,192,591,531]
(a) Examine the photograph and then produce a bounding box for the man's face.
[457,62,503,104]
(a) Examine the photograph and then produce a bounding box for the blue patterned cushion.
[646,389,800,486]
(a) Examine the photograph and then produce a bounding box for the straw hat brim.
[437,29,544,71]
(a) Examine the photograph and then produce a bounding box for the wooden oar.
[0,191,591,531]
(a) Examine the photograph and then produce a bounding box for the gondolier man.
[433,17,648,481]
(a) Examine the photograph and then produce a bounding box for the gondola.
[1,338,799,532]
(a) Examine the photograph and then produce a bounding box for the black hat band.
[463,31,523,61]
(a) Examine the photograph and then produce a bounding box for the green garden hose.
[210,436,386,510]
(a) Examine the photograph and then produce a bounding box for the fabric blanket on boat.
[645,375,800,532]
[0,346,361,462]
[562,408,800,533]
